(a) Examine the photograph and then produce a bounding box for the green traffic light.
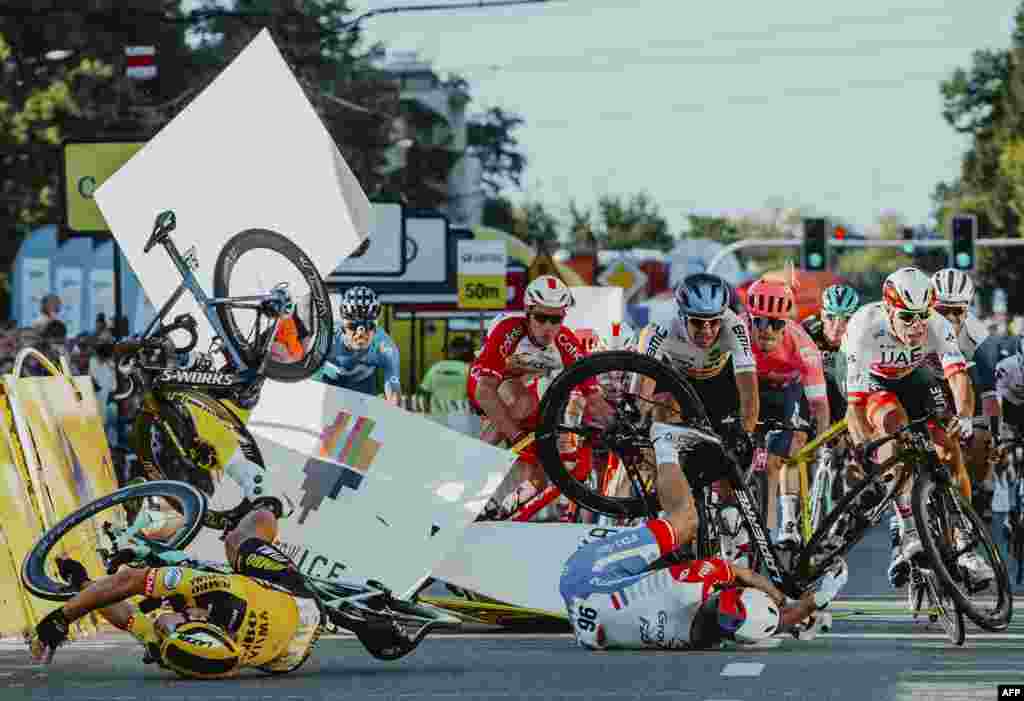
[902,243,915,255]
[808,252,823,269]
[956,252,972,269]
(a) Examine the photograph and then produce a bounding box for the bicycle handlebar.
[719,416,813,436]
[860,414,936,463]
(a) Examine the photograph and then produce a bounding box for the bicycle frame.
[792,418,849,540]
[138,235,285,378]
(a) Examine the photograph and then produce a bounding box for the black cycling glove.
[34,608,71,653]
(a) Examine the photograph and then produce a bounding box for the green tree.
[467,106,526,198]
[591,191,673,251]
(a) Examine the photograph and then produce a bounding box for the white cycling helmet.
[524,275,574,310]
[931,268,975,306]
[882,267,935,313]
[697,587,781,645]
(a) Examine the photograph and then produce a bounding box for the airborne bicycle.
[110,210,334,527]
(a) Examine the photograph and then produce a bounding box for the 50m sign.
[457,240,507,310]
[458,275,505,309]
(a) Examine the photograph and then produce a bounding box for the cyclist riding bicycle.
[745,277,831,551]
[468,275,615,506]
[930,269,999,510]
[314,286,402,405]
[30,502,403,679]
[560,449,847,650]
[844,267,991,589]
[802,283,860,424]
[995,337,1024,452]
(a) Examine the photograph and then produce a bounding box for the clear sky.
[186,1,1019,235]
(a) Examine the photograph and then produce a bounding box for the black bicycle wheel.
[913,474,1013,632]
[21,481,207,602]
[213,228,333,383]
[133,391,267,528]
[536,350,711,518]
[795,458,910,586]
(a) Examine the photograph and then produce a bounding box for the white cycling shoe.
[718,505,752,569]
[956,546,994,592]
[887,531,923,588]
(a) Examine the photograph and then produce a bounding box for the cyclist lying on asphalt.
[560,424,846,650]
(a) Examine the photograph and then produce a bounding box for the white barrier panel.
[432,522,628,616]
[189,381,516,599]
[95,29,370,352]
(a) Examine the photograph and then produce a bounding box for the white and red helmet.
[525,275,574,310]
[883,267,935,313]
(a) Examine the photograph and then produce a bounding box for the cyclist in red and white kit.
[843,267,991,589]
[468,275,615,504]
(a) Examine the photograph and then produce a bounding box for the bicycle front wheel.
[214,228,333,382]
[21,481,207,602]
[536,350,710,519]
[913,473,1013,632]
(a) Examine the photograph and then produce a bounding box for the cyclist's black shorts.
[862,367,950,424]
[760,381,808,458]
[1002,400,1024,433]
[235,538,317,600]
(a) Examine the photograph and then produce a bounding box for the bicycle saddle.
[144,210,177,253]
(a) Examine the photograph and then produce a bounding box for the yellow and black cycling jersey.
[635,309,756,380]
[135,539,321,674]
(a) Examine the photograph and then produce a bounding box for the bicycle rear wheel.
[913,474,1013,632]
[535,351,710,519]
[21,481,206,602]
[213,229,333,382]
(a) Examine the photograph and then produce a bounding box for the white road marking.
[720,662,765,677]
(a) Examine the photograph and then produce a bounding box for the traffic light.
[950,214,976,271]
[902,226,915,255]
[833,226,847,241]
[802,218,828,271]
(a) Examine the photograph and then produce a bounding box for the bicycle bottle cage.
[144,210,177,253]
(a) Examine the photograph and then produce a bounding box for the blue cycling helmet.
[340,286,381,321]
[821,284,859,317]
[675,273,730,319]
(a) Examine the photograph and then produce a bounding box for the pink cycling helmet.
[746,278,795,320]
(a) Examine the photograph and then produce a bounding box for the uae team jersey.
[634,309,755,380]
[843,302,967,406]
[748,318,828,403]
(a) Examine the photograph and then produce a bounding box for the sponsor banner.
[189,380,516,598]
[432,522,624,616]
[457,240,506,310]
[95,29,370,355]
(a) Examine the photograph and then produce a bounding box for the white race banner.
[95,29,370,355]
[22,258,51,327]
[564,285,625,351]
[188,381,517,598]
[56,267,83,337]
[433,522,630,616]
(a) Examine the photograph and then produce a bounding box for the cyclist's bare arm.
[809,397,831,438]
[735,371,759,433]
[61,567,150,625]
[730,565,817,629]
[948,369,975,423]
[475,375,523,441]
[847,402,873,444]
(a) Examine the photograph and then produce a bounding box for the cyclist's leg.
[765,383,806,546]
[225,506,279,569]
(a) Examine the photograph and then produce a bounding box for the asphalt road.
[2,525,1020,701]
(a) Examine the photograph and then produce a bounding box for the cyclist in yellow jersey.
[31,505,333,679]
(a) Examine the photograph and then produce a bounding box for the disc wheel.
[21,481,207,602]
[536,350,711,519]
[213,228,333,382]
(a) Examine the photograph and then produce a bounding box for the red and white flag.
[125,46,156,80]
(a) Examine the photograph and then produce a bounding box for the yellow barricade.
[0,348,119,640]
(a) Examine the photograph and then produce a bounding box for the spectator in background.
[992,457,1017,566]
[32,294,62,330]
[89,340,118,447]
[419,336,474,424]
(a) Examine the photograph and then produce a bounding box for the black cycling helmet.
[339,286,381,322]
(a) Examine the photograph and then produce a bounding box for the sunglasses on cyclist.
[686,315,723,330]
[530,312,565,326]
[895,310,930,325]
[752,317,786,332]
[343,320,376,334]
[935,305,968,321]
[822,312,852,323]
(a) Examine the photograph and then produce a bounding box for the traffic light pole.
[704,237,1024,274]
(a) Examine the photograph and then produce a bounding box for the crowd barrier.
[0,347,117,641]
